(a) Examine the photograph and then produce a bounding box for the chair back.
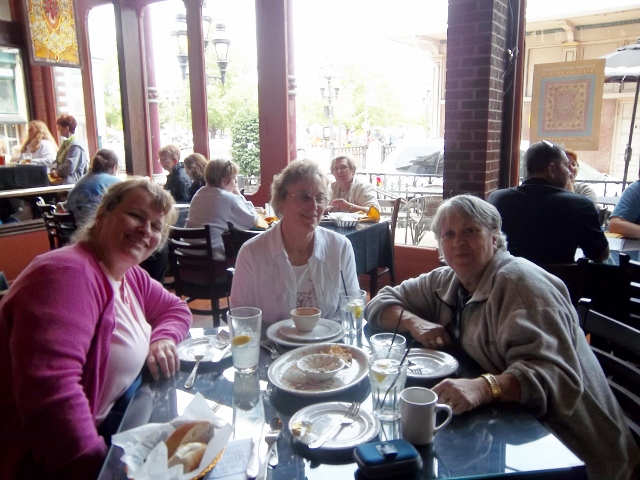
[52,211,77,247]
[35,197,54,217]
[540,258,588,306]
[167,225,231,327]
[407,195,442,244]
[378,198,402,244]
[577,299,640,444]
[221,222,260,268]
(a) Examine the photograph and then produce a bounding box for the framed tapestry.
[24,0,82,68]
[530,59,605,150]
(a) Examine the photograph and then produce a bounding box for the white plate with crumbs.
[267,343,368,396]
[177,337,231,363]
[406,348,459,379]
[289,402,380,449]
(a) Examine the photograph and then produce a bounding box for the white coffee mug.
[400,387,452,445]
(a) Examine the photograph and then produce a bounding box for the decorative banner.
[25,0,81,67]
[530,59,605,150]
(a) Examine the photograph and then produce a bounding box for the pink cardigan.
[0,242,191,479]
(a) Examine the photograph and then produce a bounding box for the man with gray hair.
[488,140,609,264]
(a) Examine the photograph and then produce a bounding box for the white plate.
[266,321,345,348]
[406,348,459,379]
[268,343,368,396]
[289,402,380,449]
[177,337,231,362]
[277,318,343,342]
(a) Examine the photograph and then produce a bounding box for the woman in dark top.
[184,153,208,200]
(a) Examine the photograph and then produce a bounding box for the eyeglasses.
[440,227,484,242]
[332,165,350,173]
[288,192,328,205]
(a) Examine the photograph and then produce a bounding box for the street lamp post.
[319,63,340,157]
[172,14,230,84]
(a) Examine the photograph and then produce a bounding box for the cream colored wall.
[0,0,11,22]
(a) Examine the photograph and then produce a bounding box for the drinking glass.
[339,289,367,334]
[227,307,262,373]
[21,152,32,164]
[368,352,408,421]
[369,333,407,356]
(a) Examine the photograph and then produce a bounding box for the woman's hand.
[405,315,452,349]
[432,378,492,415]
[147,339,180,380]
[330,198,353,212]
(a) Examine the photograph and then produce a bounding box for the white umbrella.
[602,39,640,190]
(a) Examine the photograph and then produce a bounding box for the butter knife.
[246,424,266,478]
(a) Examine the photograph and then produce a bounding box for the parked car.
[378,139,445,175]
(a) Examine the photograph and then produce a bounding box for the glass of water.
[370,333,407,356]
[339,289,367,334]
[227,307,262,373]
[368,352,408,421]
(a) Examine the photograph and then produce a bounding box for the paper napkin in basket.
[112,392,233,480]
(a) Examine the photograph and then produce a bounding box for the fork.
[209,401,222,414]
[256,420,282,479]
[260,340,280,359]
[308,402,360,449]
[409,367,423,374]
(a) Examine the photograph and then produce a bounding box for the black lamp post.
[319,63,341,151]
[172,13,230,85]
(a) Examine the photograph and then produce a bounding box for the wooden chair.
[577,299,640,444]
[540,258,588,307]
[52,211,77,247]
[42,212,60,250]
[167,225,232,327]
[35,196,55,217]
[221,222,260,271]
[368,198,402,295]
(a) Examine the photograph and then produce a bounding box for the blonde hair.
[205,158,239,188]
[158,144,181,161]
[21,120,58,153]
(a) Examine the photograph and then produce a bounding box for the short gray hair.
[431,194,507,251]
[330,155,357,174]
[270,160,329,217]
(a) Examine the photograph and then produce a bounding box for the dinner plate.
[289,402,380,449]
[406,348,459,380]
[266,321,345,348]
[177,337,231,362]
[277,318,343,342]
[267,343,368,396]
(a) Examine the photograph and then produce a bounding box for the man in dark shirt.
[159,144,191,203]
[488,140,609,264]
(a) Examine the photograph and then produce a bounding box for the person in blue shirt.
[610,180,640,239]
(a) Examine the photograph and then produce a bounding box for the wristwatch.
[481,373,502,402]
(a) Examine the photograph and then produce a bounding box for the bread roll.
[168,442,207,472]
[165,421,211,458]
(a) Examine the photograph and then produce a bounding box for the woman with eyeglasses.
[185,158,259,260]
[329,155,380,213]
[230,160,359,326]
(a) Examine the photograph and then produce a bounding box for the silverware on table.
[308,402,360,449]
[184,354,204,389]
[260,340,281,359]
[257,417,283,479]
[268,417,283,467]
[246,424,265,479]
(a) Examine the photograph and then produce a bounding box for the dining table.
[0,164,50,190]
[97,326,586,480]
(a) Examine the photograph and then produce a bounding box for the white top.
[330,178,380,211]
[185,186,258,260]
[22,139,58,170]
[96,267,151,423]
[230,221,359,326]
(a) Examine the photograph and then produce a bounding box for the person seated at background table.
[609,178,640,238]
[329,154,380,213]
[50,114,89,185]
[231,159,359,325]
[61,148,121,227]
[564,148,597,204]
[488,140,609,264]
[14,120,58,169]
[185,158,259,260]
[364,194,639,480]
[0,178,192,479]
[184,152,208,200]
[159,144,191,203]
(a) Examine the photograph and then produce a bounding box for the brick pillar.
[443,0,509,199]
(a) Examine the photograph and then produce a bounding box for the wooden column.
[184,0,210,159]
[254,0,291,206]
[113,0,152,176]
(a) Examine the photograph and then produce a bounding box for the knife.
[246,424,266,478]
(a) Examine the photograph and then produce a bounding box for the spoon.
[268,417,283,467]
[184,354,204,389]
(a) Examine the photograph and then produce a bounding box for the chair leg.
[211,298,221,328]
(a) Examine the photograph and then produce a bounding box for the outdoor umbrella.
[601,39,640,190]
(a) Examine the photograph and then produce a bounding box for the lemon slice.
[373,370,387,383]
[231,334,252,347]
[351,304,363,319]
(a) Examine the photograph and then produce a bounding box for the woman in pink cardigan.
[0,179,192,479]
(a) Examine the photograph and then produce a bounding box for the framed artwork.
[530,59,605,150]
[24,0,82,68]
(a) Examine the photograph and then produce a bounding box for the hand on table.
[432,377,490,415]
[407,316,452,350]
[330,198,353,212]
[147,339,180,380]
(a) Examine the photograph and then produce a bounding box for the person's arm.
[55,144,82,178]
[5,260,109,477]
[610,216,640,239]
[376,304,452,349]
[432,373,521,415]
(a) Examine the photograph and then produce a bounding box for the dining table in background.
[0,164,50,190]
[597,196,620,207]
[97,328,586,480]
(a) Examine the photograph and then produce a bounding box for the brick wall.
[443,0,509,198]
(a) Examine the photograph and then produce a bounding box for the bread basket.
[335,218,358,228]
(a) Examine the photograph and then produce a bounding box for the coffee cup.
[290,307,321,332]
[400,387,452,445]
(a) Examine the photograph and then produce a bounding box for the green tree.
[230,109,260,176]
